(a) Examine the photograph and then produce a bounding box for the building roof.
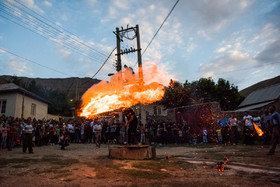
[238,83,280,109]
[0,83,49,104]
[236,101,274,112]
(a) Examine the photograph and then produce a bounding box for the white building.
[132,103,168,125]
[0,83,49,119]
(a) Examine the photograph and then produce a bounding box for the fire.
[253,122,264,136]
[216,156,228,172]
[79,63,169,118]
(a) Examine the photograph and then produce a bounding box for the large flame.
[253,122,264,136]
[79,62,170,118]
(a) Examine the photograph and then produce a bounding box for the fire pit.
[109,145,156,160]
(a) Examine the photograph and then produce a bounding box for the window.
[158,107,162,115]
[0,100,7,114]
[31,103,36,115]
[153,106,157,115]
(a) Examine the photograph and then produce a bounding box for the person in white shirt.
[22,117,34,153]
[268,106,280,155]
[94,122,102,148]
[253,112,262,128]
[243,111,254,145]
[229,114,239,145]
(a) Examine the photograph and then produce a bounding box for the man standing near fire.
[122,107,138,145]
[93,121,102,148]
[243,111,254,145]
[218,114,229,144]
[268,105,280,155]
[22,117,34,153]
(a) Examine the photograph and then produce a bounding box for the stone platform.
[109,145,156,160]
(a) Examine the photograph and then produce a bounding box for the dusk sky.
[0,0,279,90]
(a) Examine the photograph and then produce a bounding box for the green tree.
[163,78,244,111]
[216,78,244,110]
[189,78,217,102]
[11,75,27,89]
[190,78,244,111]
[160,80,192,109]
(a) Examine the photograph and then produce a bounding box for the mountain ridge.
[0,75,101,100]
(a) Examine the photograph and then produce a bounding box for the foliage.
[11,77,72,116]
[160,80,192,109]
[160,78,244,111]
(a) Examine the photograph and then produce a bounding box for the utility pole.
[115,27,122,72]
[114,24,146,125]
[113,24,143,84]
[136,25,143,86]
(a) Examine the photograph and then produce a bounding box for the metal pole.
[136,25,143,86]
[116,27,122,72]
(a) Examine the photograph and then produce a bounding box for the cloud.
[183,0,252,31]
[6,56,33,76]
[43,1,52,7]
[197,30,212,40]
[108,0,131,19]
[249,23,279,46]
[255,40,280,65]
[58,48,71,57]
[186,38,197,53]
[19,0,44,14]
[0,48,6,54]
[61,14,68,21]
[86,0,97,6]
[216,45,232,53]
[199,50,252,78]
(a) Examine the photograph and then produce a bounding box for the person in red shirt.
[7,123,16,151]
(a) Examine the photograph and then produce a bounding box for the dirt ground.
[1,143,280,187]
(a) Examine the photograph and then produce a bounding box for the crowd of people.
[0,105,279,154]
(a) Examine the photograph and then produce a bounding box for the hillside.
[0,75,101,100]
[239,75,280,97]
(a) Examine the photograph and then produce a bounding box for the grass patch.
[16,172,25,176]
[50,172,71,179]
[132,160,164,170]
[0,158,40,164]
[11,164,28,168]
[0,158,40,167]
[84,161,98,168]
[49,158,79,166]
[40,156,79,166]
[122,169,168,179]
[236,170,247,176]
[172,160,195,170]
[41,155,79,166]
[41,154,62,161]
[105,163,123,170]
[188,143,219,149]
[63,178,75,182]
[29,165,69,175]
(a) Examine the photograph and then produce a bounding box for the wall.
[0,92,48,119]
[0,93,17,117]
[21,94,48,119]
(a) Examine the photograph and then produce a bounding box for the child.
[59,130,69,150]
[202,129,208,143]
[216,128,222,143]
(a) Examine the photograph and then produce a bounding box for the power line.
[142,0,180,56]
[91,47,117,78]
[14,0,115,61]
[0,47,73,77]
[13,0,111,58]
[80,47,117,86]
[134,0,180,67]
[0,0,116,65]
